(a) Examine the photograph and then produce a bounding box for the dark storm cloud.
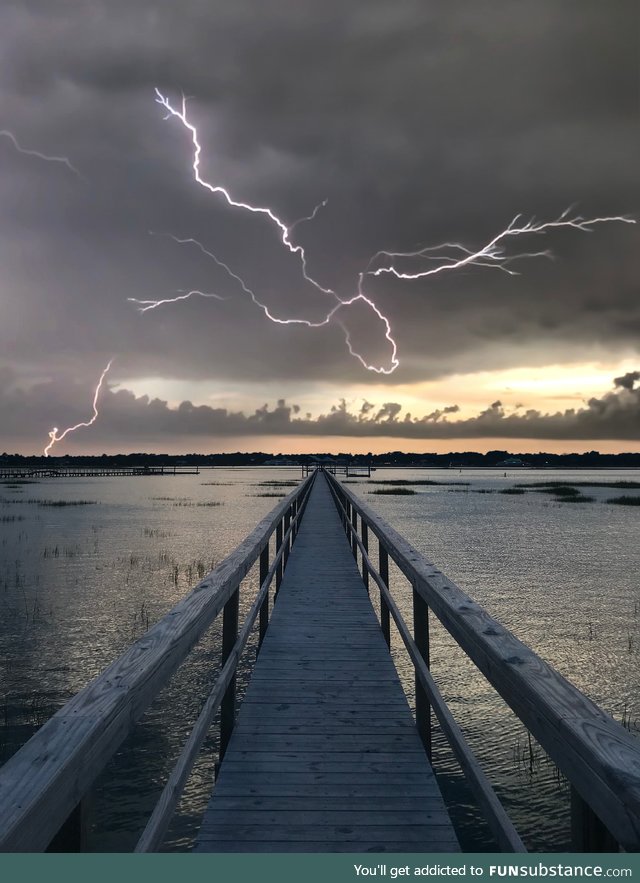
[0,1,637,423]
[2,371,640,448]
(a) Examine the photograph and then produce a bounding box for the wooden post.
[259,545,269,648]
[571,787,618,852]
[413,586,431,761]
[379,542,391,648]
[292,498,299,540]
[46,801,89,852]
[351,506,358,562]
[275,521,283,595]
[345,501,351,541]
[283,508,291,568]
[219,587,239,763]
[362,521,369,593]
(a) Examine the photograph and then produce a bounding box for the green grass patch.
[607,496,640,506]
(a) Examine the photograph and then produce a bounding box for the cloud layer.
[0,2,637,450]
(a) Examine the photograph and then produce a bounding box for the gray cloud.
[2,371,640,450]
[0,1,637,431]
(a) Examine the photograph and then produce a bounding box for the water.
[1,467,638,851]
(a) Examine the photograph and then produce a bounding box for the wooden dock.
[2,468,640,853]
[195,475,458,852]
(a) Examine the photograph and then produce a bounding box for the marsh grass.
[0,515,24,522]
[366,479,470,487]
[370,487,417,495]
[607,496,640,506]
[500,488,526,495]
[252,492,286,497]
[517,480,640,490]
[5,499,98,507]
[256,480,299,487]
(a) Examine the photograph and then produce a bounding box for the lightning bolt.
[154,90,634,378]
[44,360,114,456]
[368,208,636,279]
[0,129,82,178]
[154,89,333,298]
[145,232,398,374]
[128,289,227,313]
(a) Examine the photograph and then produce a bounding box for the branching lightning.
[128,289,227,313]
[152,89,635,378]
[154,89,333,297]
[367,208,636,279]
[0,129,82,178]
[44,360,114,456]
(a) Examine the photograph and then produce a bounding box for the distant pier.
[0,465,199,479]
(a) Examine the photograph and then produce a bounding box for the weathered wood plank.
[196,474,457,853]
[329,471,640,850]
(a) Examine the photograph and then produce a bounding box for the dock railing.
[0,471,316,852]
[324,469,640,853]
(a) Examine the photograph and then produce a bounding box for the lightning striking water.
[367,208,636,279]
[0,129,82,178]
[128,289,227,313]
[44,360,114,456]
[154,90,634,377]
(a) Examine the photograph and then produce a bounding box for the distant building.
[495,457,527,467]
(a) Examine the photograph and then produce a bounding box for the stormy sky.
[1,1,638,454]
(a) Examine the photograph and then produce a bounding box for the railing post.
[219,586,239,764]
[46,800,89,852]
[292,497,299,540]
[351,510,358,560]
[379,542,391,648]
[345,500,351,539]
[570,787,618,852]
[275,521,283,595]
[259,545,269,648]
[413,586,431,761]
[284,507,291,568]
[362,521,369,593]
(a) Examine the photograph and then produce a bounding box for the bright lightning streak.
[154,89,333,297]
[145,233,399,373]
[44,360,114,456]
[368,208,636,279]
[128,289,227,313]
[0,130,82,178]
[154,90,634,379]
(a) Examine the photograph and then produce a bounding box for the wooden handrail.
[0,472,315,852]
[325,470,640,851]
[135,476,315,852]
[325,474,526,853]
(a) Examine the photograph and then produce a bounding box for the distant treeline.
[2,450,640,468]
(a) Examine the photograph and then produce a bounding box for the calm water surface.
[1,467,638,851]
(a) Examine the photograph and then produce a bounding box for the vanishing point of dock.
[0,469,639,852]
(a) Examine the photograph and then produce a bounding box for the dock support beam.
[379,543,391,648]
[219,587,239,763]
[413,587,432,761]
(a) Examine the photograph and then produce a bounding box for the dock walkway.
[195,473,459,853]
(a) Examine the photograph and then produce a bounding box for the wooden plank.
[329,472,640,850]
[196,474,457,853]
